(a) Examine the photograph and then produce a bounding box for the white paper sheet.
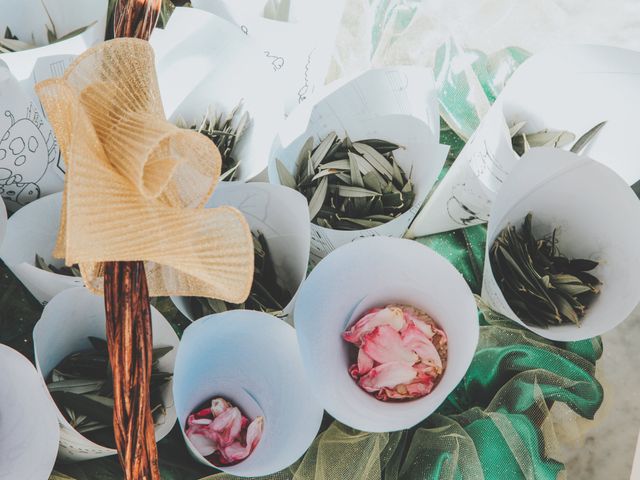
[192,0,345,114]
[481,148,640,341]
[33,287,179,462]
[293,236,478,432]
[268,67,447,263]
[0,344,59,480]
[0,192,84,305]
[172,182,309,323]
[174,310,324,476]
[150,7,285,181]
[410,44,640,237]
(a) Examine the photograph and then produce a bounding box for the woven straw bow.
[35,38,254,302]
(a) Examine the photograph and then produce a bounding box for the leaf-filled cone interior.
[343,305,448,401]
[490,213,601,327]
[177,101,250,182]
[277,132,415,231]
[46,336,172,448]
[34,38,254,301]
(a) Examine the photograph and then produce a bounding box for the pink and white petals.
[185,397,264,466]
[343,305,447,401]
[342,307,404,346]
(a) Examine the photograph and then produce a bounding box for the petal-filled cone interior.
[294,237,479,433]
[34,38,254,302]
[173,310,324,477]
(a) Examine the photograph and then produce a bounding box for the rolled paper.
[268,67,448,263]
[174,310,324,477]
[294,237,479,432]
[0,192,84,305]
[172,182,310,323]
[0,344,59,480]
[33,287,179,461]
[150,7,285,182]
[482,148,640,341]
[411,44,640,237]
[34,38,254,301]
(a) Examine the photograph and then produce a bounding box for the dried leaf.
[308,177,329,220]
[276,158,297,189]
[570,121,607,154]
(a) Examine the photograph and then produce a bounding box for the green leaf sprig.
[178,101,250,181]
[510,121,606,157]
[490,213,601,328]
[46,337,173,448]
[35,254,82,278]
[277,131,415,231]
[190,230,291,317]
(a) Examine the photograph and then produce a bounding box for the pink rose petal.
[219,416,264,464]
[362,325,418,364]
[342,307,405,346]
[401,323,443,372]
[212,406,243,445]
[358,361,416,392]
[211,397,231,416]
[357,348,374,376]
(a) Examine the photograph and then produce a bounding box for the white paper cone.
[498,45,640,185]
[173,310,323,477]
[0,192,83,305]
[294,236,479,433]
[33,287,179,462]
[268,68,448,263]
[0,0,106,52]
[482,148,640,341]
[408,105,516,236]
[0,344,59,480]
[172,182,309,323]
[0,62,64,211]
[0,199,6,248]
[410,44,640,237]
[149,7,284,182]
[192,0,345,114]
[0,0,105,82]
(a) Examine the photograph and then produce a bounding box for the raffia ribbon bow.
[35,38,254,301]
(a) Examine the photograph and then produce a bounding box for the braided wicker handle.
[106,3,162,479]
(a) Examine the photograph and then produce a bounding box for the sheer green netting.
[192,225,603,480]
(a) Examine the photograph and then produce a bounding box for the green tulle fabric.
[42,218,604,480]
[0,30,603,480]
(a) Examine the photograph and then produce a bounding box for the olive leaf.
[490,213,601,328]
[35,254,82,277]
[510,121,605,157]
[570,121,607,154]
[177,101,249,181]
[276,131,413,230]
[46,338,173,449]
